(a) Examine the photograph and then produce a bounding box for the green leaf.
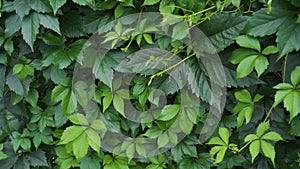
[0,66,6,97]
[87,129,101,153]
[261,140,276,165]
[49,0,67,14]
[256,121,270,137]
[5,14,22,37]
[244,8,294,37]
[253,94,264,103]
[68,113,88,126]
[4,39,14,56]
[28,0,52,13]
[207,137,226,146]
[157,132,169,148]
[103,93,113,112]
[172,22,189,40]
[215,147,227,163]
[72,0,94,6]
[6,73,32,96]
[29,150,49,167]
[61,11,84,37]
[114,4,124,19]
[13,0,30,19]
[218,128,229,145]
[91,120,106,130]
[38,13,61,34]
[283,91,300,122]
[41,33,65,46]
[73,133,89,160]
[249,140,260,162]
[143,0,160,6]
[159,0,175,14]
[244,134,258,142]
[51,85,69,102]
[235,35,261,51]
[262,45,278,55]
[59,125,85,144]
[157,104,180,121]
[231,0,240,7]
[198,14,247,52]
[234,89,252,103]
[236,55,257,78]
[276,22,300,58]
[291,66,300,86]
[62,91,77,115]
[113,94,125,116]
[262,132,283,142]
[13,64,24,74]
[143,34,154,44]
[25,89,38,107]
[254,56,269,77]
[22,11,40,51]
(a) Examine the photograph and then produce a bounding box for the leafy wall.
[0,0,300,169]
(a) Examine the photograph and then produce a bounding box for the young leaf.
[234,89,252,103]
[143,0,160,6]
[235,35,261,51]
[72,133,89,160]
[261,140,276,165]
[68,113,88,126]
[59,126,85,144]
[236,55,257,78]
[113,94,125,117]
[218,128,229,145]
[256,121,270,137]
[249,140,260,162]
[254,56,269,77]
[262,132,283,142]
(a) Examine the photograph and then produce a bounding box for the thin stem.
[283,54,288,83]
[263,105,275,123]
[148,53,196,85]
[238,140,254,153]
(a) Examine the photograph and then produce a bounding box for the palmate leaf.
[13,0,31,19]
[198,13,247,52]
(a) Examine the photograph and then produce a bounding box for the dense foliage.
[0,0,300,168]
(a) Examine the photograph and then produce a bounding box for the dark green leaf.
[6,72,32,96]
[49,0,67,14]
[38,13,61,34]
[13,0,30,19]
[22,11,40,51]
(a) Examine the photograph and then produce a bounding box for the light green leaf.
[87,129,101,153]
[157,132,169,148]
[256,121,270,137]
[253,94,264,103]
[218,128,229,145]
[235,35,261,51]
[172,22,189,40]
[273,89,293,107]
[234,89,252,103]
[244,134,258,142]
[159,0,175,14]
[114,4,124,19]
[68,113,88,126]
[4,39,14,56]
[59,126,85,144]
[262,132,283,142]
[261,140,276,165]
[13,64,24,74]
[249,140,260,162]
[207,137,226,146]
[273,83,293,90]
[215,147,227,163]
[38,13,61,34]
[103,93,113,112]
[157,104,180,121]
[254,56,269,77]
[236,55,258,78]
[72,0,94,6]
[22,11,40,51]
[143,34,154,44]
[73,133,89,160]
[143,0,160,6]
[51,85,69,102]
[49,0,67,14]
[262,45,278,55]
[126,143,135,159]
[91,120,106,130]
[113,94,125,116]
[283,91,300,122]
[62,91,77,115]
[291,66,300,87]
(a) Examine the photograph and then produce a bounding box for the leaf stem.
[238,140,253,153]
[283,54,288,83]
[263,105,275,123]
[147,53,195,85]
